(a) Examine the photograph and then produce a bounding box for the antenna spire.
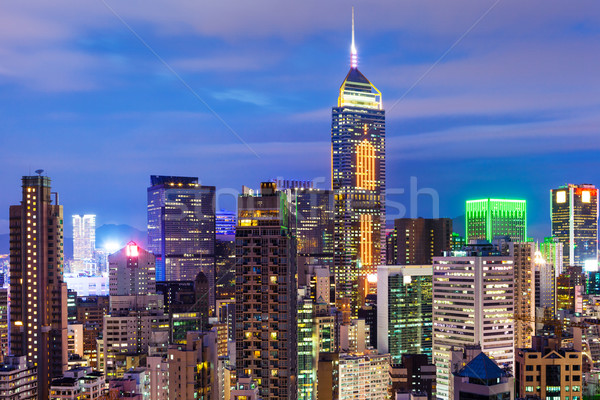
[351,7,357,68]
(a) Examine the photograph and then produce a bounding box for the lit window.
[556,191,567,203]
[582,191,591,203]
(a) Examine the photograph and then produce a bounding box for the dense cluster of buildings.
[2,12,600,400]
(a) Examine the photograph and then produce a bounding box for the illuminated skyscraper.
[332,9,385,315]
[10,175,68,400]
[551,184,598,267]
[432,243,514,400]
[540,236,563,276]
[466,198,527,242]
[235,182,297,400]
[147,175,216,308]
[72,214,95,260]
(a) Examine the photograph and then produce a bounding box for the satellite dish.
[35,169,44,176]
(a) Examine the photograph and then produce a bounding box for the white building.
[64,274,109,297]
[108,242,156,296]
[72,214,96,274]
[432,243,514,400]
[147,356,169,400]
[67,323,84,358]
[338,353,390,400]
[0,356,37,400]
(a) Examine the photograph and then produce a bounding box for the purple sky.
[1,0,599,242]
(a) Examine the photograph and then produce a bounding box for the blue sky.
[1,0,600,241]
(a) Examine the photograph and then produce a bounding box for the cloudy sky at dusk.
[1,0,599,242]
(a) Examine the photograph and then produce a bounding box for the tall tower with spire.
[332,8,386,318]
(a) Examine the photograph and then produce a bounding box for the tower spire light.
[351,7,358,69]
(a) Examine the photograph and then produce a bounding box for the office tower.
[168,331,218,400]
[297,289,317,400]
[72,214,96,273]
[215,239,236,299]
[147,175,216,308]
[551,184,599,267]
[388,218,452,265]
[389,354,436,400]
[432,243,514,400]
[540,236,564,276]
[510,242,535,349]
[332,10,386,315]
[108,242,156,296]
[515,336,583,399]
[358,297,377,348]
[0,356,38,399]
[556,265,586,312]
[453,352,514,400]
[465,198,527,242]
[216,209,236,237]
[533,251,556,315]
[317,352,390,400]
[289,187,334,285]
[377,265,433,363]
[9,174,68,399]
[235,182,297,400]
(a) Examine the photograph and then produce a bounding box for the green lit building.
[377,265,433,364]
[466,198,527,242]
[297,291,317,400]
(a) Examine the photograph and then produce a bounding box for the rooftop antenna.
[351,7,358,69]
[35,169,44,176]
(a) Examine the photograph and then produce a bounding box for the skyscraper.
[509,242,535,349]
[432,243,514,400]
[466,198,527,242]
[540,236,563,276]
[10,174,68,400]
[147,175,216,308]
[235,182,297,400]
[377,265,433,363]
[387,218,452,265]
[332,10,385,315]
[551,183,598,267]
[72,214,96,272]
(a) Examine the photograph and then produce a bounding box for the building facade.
[9,175,68,400]
[510,242,535,349]
[466,198,527,242]
[147,175,216,308]
[332,15,386,316]
[432,244,514,400]
[0,356,38,400]
[551,184,598,268]
[235,182,297,400]
[377,265,433,363]
[388,218,452,265]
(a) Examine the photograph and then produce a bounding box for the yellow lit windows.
[360,214,373,267]
[356,139,376,190]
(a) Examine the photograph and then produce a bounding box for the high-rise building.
[551,184,598,267]
[168,331,219,400]
[387,218,452,265]
[9,174,68,399]
[377,265,433,363]
[332,11,386,315]
[556,265,586,313]
[510,242,535,349]
[297,289,317,400]
[540,236,564,276]
[466,198,527,242]
[108,242,156,296]
[147,175,216,308]
[289,187,334,285]
[72,214,96,273]
[235,182,297,400]
[533,251,556,315]
[317,352,390,400]
[432,243,514,400]
[389,354,436,400]
[0,288,8,363]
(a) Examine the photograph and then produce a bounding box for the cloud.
[212,89,272,106]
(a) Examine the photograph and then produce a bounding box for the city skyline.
[1,2,599,242]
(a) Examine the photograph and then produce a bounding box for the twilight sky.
[1,0,600,242]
